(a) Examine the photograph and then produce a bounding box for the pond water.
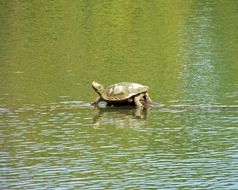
[1,1,238,189]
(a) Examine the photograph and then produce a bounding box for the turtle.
[91,81,152,108]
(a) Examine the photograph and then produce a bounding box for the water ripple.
[1,100,238,189]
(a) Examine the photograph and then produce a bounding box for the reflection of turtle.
[91,81,152,109]
[92,107,147,128]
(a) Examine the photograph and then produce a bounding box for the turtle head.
[92,81,104,95]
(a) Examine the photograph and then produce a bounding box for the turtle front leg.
[134,94,144,109]
[91,97,102,107]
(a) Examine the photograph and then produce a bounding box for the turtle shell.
[103,82,149,101]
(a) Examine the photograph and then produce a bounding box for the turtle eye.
[96,85,102,91]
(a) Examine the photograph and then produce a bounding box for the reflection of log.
[169,104,238,108]
[163,104,238,111]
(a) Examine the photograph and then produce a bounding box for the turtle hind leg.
[144,92,152,103]
[143,92,153,108]
[134,94,144,109]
